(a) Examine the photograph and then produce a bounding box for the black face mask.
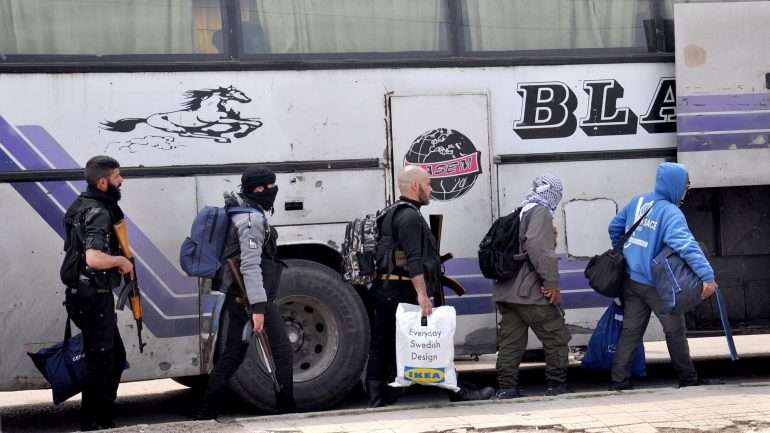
[244,186,278,211]
[107,183,122,202]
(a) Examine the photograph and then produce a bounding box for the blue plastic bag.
[582,301,646,377]
[27,317,87,405]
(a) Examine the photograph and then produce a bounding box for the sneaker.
[449,386,495,402]
[608,380,632,391]
[495,387,522,400]
[545,382,573,396]
[678,377,711,388]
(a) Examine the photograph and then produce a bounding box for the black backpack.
[478,207,528,280]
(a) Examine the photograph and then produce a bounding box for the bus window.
[238,0,451,54]
[0,0,222,56]
[462,0,664,53]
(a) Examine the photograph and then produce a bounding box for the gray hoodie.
[492,204,560,305]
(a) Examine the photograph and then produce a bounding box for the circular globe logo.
[403,128,482,201]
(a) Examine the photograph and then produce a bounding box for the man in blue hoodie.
[608,162,717,389]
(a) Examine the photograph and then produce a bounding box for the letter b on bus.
[513,82,577,139]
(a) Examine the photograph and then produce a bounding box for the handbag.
[581,301,646,377]
[585,205,653,297]
[27,316,87,405]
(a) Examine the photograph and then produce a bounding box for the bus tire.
[227,259,370,412]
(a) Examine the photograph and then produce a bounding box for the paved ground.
[1,335,766,433]
[104,381,770,433]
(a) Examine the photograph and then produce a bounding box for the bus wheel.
[227,259,370,413]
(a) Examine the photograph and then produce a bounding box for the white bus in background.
[1,0,767,412]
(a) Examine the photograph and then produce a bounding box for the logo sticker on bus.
[404,128,482,201]
[100,85,263,147]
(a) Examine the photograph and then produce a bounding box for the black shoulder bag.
[584,205,653,297]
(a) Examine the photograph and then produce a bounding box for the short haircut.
[85,155,120,186]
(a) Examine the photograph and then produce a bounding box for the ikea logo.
[404,367,445,384]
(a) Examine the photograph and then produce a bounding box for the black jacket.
[378,197,442,295]
[62,189,124,290]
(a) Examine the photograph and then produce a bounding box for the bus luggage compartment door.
[388,93,496,356]
[675,1,770,188]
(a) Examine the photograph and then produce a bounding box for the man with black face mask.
[62,155,132,431]
[195,166,295,419]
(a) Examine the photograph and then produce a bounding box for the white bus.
[1,0,766,412]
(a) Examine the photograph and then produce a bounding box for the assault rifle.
[227,258,282,392]
[114,220,147,353]
[429,214,466,307]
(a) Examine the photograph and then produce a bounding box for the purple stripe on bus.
[7,123,199,316]
[678,132,770,152]
[445,256,589,275]
[677,112,770,134]
[16,124,197,296]
[0,118,200,335]
[677,93,770,114]
[17,126,81,170]
[450,271,590,295]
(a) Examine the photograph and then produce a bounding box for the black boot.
[544,381,573,396]
[449,386,495,402]
[367,380,398,408]
[192,395,218,420]
[276,388,296,414]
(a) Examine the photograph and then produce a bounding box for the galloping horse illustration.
[101,86,262,143]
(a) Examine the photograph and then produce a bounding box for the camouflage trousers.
[496,302,571,388]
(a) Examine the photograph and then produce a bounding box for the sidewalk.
[111,382,770,433]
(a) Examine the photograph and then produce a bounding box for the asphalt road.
[2,354,770,433]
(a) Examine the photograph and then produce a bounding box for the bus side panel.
[497,158,668,346]
[675,1,770,188]
[0,177,203,391]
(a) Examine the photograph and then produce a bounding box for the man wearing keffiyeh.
[493,174,572,399]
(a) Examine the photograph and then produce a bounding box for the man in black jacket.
[62,156,132,431]
[366,165,494,407]
[195,166,295,419]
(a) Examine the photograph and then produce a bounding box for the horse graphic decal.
[101,86,262,143]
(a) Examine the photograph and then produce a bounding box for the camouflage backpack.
[341,201,415,286]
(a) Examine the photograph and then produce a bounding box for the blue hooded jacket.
[608,162,715,286]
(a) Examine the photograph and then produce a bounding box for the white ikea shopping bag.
[390,303,459,392]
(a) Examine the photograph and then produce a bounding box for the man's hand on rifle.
[252,313,265,333]
[115,256,134,275]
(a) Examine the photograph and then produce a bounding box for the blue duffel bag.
[651,245,738,360]
[651,246,705,315]
[582,301,646,377]
[27,317,87,405]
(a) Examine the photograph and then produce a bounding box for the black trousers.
[65,286,126,429]
[611,277,698,384]
[366,280,418,382]
[203,294,294,411]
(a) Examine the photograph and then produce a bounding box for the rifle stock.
[113,220,146,353]
[226,258,281,390]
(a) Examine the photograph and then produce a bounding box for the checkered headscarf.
[520,174,564,214]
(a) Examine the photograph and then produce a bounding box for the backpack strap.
[615,203,654,252]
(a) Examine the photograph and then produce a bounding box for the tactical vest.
[61,196,122,290]
[377,203,442,295]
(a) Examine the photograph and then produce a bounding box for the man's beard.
[107,183,122,201]
[418,185,431,205]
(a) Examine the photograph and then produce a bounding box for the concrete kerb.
[99,382,770,433]
[227,386,691,425]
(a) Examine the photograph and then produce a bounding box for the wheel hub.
[279,295,340,382]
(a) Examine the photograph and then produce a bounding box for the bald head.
[398,165,432,205]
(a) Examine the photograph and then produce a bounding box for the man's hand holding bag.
[585,205,653,297]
